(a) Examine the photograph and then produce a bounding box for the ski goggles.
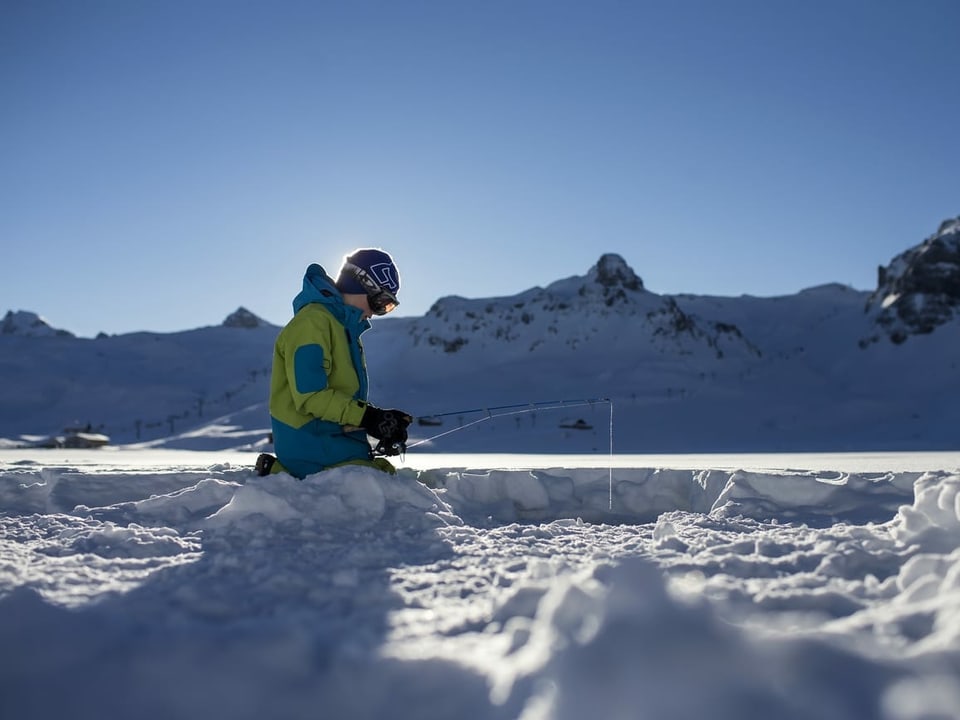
[343,263,399,316]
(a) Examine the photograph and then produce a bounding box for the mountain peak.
[587,254,644,292]
[1,310,73,338]
[222,307,269,329]
[868,215,960,343]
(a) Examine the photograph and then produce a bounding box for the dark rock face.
[223,307,267,329]
[1,310,73,337]
[589,254,644,292]
[868,217,960,343]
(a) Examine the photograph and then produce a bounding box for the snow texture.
[2,449,960,720]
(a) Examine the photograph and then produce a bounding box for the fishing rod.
[403,397,616,510]
[406,397,611,450]
[416,397,612,421]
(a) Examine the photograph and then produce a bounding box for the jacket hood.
[292,263,370,333]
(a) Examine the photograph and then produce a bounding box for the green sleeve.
[279,308,366,425]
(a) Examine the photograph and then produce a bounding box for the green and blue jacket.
[269,264,373,478]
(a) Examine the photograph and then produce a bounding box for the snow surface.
[3,449,960,719]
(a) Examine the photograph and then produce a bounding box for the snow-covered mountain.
[0,313,278,451]
[864,216,960,344]
[1,310,73,338]
[222,306,273,329]
[2,217,959,453]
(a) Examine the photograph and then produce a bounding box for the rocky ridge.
[407,253,760,360]
[223,307,271,329]
[1,310,73,338]
[866,217,960,344]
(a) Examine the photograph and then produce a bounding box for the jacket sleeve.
[278,309,366,427]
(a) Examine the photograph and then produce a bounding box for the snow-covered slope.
[0,311,276,449]
[2,218,959,453]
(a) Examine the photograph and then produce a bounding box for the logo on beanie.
[368,262,399,293]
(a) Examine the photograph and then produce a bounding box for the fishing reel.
[373,437,407,458]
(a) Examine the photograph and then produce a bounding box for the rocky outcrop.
[867,217,960,344]
[1,310,73,337]
[588,253,644,292]
[408,254,760,360]
[223,307,269,329]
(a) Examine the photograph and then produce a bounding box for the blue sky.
[2,0,957,337]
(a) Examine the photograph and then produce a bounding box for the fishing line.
[407,397,615,510]
[608,400,614,511]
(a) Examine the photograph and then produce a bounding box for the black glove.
[360,405,413,456]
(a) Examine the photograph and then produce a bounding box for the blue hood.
[292,263,370,333]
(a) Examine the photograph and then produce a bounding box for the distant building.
[34,426,111,449]
[62,431,110,448]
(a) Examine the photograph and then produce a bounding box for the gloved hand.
[360,405,413,456]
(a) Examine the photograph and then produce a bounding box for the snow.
[3,449,960,719]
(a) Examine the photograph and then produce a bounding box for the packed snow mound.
[205,466,460,532]
[1,310,73,337]
[492,557,891,719]
[867,215,960,343]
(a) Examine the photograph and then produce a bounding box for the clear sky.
[2,0,957,338]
